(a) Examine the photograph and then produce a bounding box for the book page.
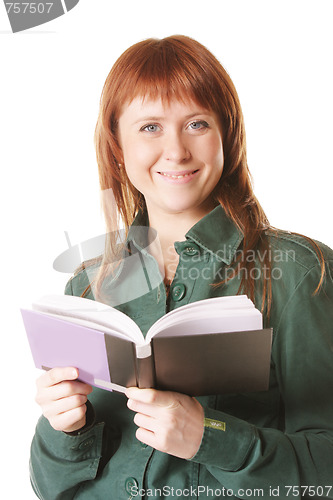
[146,296,261,342]
[147,295,254,333]
[146,307,262,342]
[40,311,143,343]
[33,294,143,344]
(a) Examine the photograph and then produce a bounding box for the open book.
[21,294,272,396]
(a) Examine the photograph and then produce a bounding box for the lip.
[156,169,199,184]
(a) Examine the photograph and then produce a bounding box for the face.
[117,97,224,221]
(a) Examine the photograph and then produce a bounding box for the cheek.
[204,134,224,171]
[122,139,139,164]
[122,137,159,167]
[123,141,158,191]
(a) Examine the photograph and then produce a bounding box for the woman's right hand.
[35,367,93,433]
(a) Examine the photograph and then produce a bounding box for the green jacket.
[30,206,333,500]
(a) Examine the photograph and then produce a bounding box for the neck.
[146,205,216,282]
[148,210,201,248]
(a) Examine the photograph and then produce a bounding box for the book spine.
[135,344,155,389]
[104,335,137,388]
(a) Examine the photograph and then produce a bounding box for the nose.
[163,131,190,163]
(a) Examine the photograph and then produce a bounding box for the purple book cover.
[21,309,114,391]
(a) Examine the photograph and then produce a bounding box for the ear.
[118,154,124,167]
[113,143,124,167]
[116,144,124,165]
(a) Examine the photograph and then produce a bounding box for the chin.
[162,202,205,215]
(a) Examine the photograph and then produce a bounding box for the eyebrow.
[132,111,211,125]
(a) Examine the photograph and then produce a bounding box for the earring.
[118,163,123,168]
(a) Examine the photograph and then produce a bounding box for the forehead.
[118,96,213,122]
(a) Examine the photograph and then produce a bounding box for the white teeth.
[160,171,195,179]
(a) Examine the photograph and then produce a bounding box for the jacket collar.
[186,205,243,264]
[128,205,244,265]
[127,211,154,253]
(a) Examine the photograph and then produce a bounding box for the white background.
[1,0,332,497]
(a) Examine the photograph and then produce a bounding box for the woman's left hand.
[126,387,204,459]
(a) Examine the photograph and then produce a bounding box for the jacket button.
[183,243,200,256]
[171,283,186,301]
[78,437,95,450]
[125,477,138,495]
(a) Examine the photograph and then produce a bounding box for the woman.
[31,36,333,499]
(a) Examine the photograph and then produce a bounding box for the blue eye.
[188,120,209,130]
[141,124,160,133]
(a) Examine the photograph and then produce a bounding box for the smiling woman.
[29,35,333,500]
[117,97,224,283]
[94,35,276,308]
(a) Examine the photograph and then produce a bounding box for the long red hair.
[89,35,324,315]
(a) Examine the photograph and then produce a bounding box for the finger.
[127,397,155,416]
[133,411,156,433]
[135,426,155,448]
[125,387,159,403]
[36,380,92,406]
[127,397,180,420]
[42,393,88,419]
[126,387,178,407]
[37,367,79,389]
[49,380,92,400]
[50,404,87,432]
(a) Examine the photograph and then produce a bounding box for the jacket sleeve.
[29,277,111,500]
[30,417,105,500]
[190,261,333,499]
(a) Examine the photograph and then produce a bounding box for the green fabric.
[30,205,333,499]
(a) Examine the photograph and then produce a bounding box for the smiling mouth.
[158,169,199,179]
